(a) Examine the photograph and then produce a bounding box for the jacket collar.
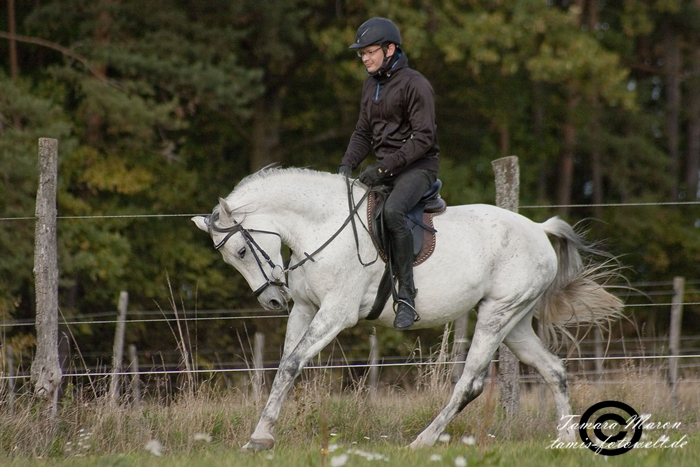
[370,48,407,83]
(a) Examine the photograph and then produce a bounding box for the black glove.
[359,162,388,186]
[338,165,352,178]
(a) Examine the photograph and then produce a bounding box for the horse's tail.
[534,217,625,347]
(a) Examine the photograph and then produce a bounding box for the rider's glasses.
[357,46,383,59]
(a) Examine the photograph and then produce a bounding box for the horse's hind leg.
[502,313,576,441]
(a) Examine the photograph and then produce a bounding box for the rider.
[338,17,440,330]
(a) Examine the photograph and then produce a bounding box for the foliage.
[0,0,699,375]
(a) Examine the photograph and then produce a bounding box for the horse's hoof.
[558,427,577,443]
[242,438,275,452]
[408,439,427,450]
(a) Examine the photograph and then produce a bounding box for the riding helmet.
[349,17,402,49]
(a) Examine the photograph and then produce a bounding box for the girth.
[365,179,446,320]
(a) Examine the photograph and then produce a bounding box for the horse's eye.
[237,247,246,259]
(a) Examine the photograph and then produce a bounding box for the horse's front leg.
[243,299,357,451]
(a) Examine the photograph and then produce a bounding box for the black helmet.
[349,17,401,49]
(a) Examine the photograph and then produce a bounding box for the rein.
[209,177,373,297]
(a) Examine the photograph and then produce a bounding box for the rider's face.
[359,44,394,74]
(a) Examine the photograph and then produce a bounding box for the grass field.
[1,364,699,466]
[2,434,699,467]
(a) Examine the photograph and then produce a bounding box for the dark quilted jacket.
[341,51,439,179]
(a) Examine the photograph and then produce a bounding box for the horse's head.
[192,197,290,312]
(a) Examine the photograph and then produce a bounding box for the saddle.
[365,179,447,320]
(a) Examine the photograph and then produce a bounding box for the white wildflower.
[429,453,443,462]
[438,433,451,443]
[330,453,349,467]
[328,443,340,452]
[461,435,476,446]
[347,448,389,461]
[454,455,467,467]
[145,439,164,456]
[194,433,212,443]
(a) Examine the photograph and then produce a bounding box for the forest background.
[1,0,699,383]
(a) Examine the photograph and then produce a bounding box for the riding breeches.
[382,169,437,235]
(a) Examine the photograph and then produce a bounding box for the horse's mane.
[233,166,331,193]
[210,167,336,226]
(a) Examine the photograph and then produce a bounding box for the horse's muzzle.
[257,285,289,312]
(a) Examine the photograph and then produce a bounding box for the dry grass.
[2,322,698,460]
[1,355,698,462]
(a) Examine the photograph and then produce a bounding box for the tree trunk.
[587,0,604,220]
[556,94,579,216]
[498,122,510,155]
[86,7,113,144]
[8,0,21,129]
[533,81,548,201]
[686,43,700,199]
[8,0,18,80]
[663,27,682,200]
[250,93,282,171]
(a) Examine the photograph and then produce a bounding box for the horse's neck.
[239,175,349,252]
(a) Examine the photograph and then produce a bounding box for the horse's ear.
[218,197,235,224]
[191,216,209,232]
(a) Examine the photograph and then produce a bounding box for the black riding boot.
[390,229,418,330]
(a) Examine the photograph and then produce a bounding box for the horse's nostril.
[269,299,282,310]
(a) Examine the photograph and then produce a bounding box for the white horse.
[192,167,623,451]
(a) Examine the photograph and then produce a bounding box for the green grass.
[2,436,700,467]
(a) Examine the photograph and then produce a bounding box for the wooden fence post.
[129,344,141,408]
[451,313,469,384]
[6,345,16,414]
[110,291,129,402]
[492,156,520,416]
[369,332,379,393]
[594,327,604,379]
[669,276,685,409]
[30,138,62,417]
[252,332,265,400]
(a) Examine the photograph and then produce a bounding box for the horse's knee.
[279,356,303,380]
[542,358,568,395]
[555,370,568,396]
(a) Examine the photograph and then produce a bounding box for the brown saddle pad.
[366,189,446,267]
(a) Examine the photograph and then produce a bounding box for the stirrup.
[393,298,420,323]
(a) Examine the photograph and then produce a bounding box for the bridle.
[207,177,375,298]
[211,220,286,297]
